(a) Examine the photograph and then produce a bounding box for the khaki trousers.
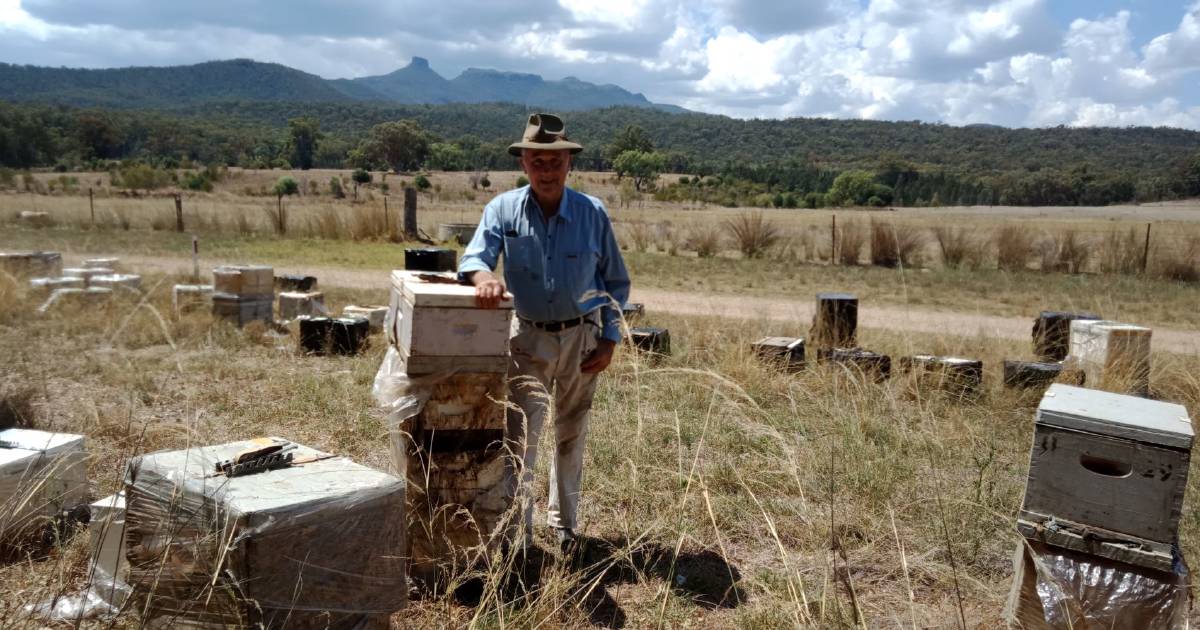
[505,315,600,539]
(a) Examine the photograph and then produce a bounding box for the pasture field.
[2,170,1200,628]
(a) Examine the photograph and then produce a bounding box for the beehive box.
[819,347,892,382]
[0,429,88,544]
[629,327,671,356]
[213,265,274,298]
[1019,384,1193,571]
[172,284,213,315]
[29,276,85,293]
[809,292,857,350]
[62,267,111,286]
[124,438,406,628]
[1067,319,1152,396]
[1032,310,1100,362]
[753,337,805,371]
[278,290,326,320]
[900,355,983,395]
[0,251,62,278]
[89,274,142,292]
[389,372,509,583]
[343,305,388,332]
[404,247,457,272]
[1004,360,1064,390]
[82,257,119,270]
[274,273,318,292]
[212,292,273,327]
[388,270,513,374]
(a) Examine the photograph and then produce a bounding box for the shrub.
[352,168,372,185]
[414,174,431,190]
[273,176,299,197]
[329,177,345,199]
[870,219,899,267]
[480,174,491,189]
[1152,236,1200,283]
[0,167,13,188]
[183,171,214,192]
[836,219,866,265]
[1037,230,1091,274]
[516,175,529,187]
[116,163,171,191]
[994,225,1035,271]
[1099,228,1144,275]
[723,211,780,259]
[933,226,979,269]
[687,225,722,258]
[623,221,654,253]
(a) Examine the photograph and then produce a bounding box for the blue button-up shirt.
[458,186,630,343]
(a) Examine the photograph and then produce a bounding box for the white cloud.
[0,0,1198,129]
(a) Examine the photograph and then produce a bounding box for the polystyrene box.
[388,270,513,374]
[0,429,88,541]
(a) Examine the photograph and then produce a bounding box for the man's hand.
[581,339,616,374]
[469,270,509,309]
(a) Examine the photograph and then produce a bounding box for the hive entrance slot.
[1079,454,1132,478]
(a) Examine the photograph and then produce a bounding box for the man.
[458,113,630,552]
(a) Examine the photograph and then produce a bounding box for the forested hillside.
[1,99,1198,206]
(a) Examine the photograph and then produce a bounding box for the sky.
[2,0,1200,129]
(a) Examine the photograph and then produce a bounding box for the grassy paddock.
[0,273,1198,628]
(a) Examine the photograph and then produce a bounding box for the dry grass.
[687,224,723,258]
[994,226,1035,272]
[870,220,927,268]
[1036,230,1091,274]
[723,211,780,259]
[0,275,1197,628]
[836,219,866,266]
[1152,235,1200,283]
[932,226,981,270]
[1100,228,1145,275]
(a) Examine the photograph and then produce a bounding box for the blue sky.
[1,0,1199,129]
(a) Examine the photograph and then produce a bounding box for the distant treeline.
[1,100,1199,206]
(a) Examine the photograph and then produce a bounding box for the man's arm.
[458,200,509,308]
[580,209,630,374]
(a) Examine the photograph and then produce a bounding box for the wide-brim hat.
[508,113,584,156]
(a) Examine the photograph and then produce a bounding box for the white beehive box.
[0,429,88,542]
[89,274,142,292]
[1067,319,1152,395]
[87,492,128,606]
[343,305,388,332]
[82,257,119,270]
[29,276,85,292]
[277,290,325,320]
[388,270,513,374]
[1019,384,1193,570]
[124,438,406,627]
[62,267,112,286]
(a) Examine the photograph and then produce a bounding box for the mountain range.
[0,57,684,112]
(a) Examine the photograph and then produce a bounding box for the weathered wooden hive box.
[278,290,325,320]
[124,438,406,628]
[900,355,983,395]
[343,305,388,332]
[1019,384,1193,571]
[809,292,857,350]
[1032,310,1100,362]
[0,429,88,543]
[172,284,213,315]
[388,270,513,374]
[82,257,120,270]
[1003,359,1063,390]
[629,327,671,356]
[212,265,275,326]
[386,270,513,582]
[1067,319,1152,395]
[0,251,62,278]
[753,336,805,371]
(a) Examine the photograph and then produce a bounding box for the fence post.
[192,235,199,281]
[174,193,184,232]
[89,187,95,227]
[1141,223,1151,274]
[383,196,389,235]
[404,187,418,238]
[831,214,838,265]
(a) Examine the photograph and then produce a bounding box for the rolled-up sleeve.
[596,213,630,343]
[457,200,503,281]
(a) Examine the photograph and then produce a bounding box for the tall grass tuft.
[994,225,1035,271]
[1152,236,1200,283]
[1037,230,1091,274]
[723,211,780,259]
[1099,228,1143,275]
[870,220,926,268]
[686,224,722,258]
[932,226,979,269]
[836,220,866,265]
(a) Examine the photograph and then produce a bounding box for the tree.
[287,117,322,170]
[605,125,654,163]
[612,150,666,192]
[428,142,466,171]
[351,168,371,200]
[273,176,299,234]
[361,120,431,173]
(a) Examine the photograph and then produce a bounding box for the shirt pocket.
[564,248,601,304]
[503,235,540,274]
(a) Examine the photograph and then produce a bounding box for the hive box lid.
[129,437,403,516]
[392,270,512,309]
[1036,384,1193,449]
[0,428,85,454]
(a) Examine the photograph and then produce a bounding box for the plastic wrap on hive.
[123,438,405,628]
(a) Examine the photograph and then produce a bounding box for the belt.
[521,316,586,332]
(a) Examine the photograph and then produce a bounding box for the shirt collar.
[523,187,574,223]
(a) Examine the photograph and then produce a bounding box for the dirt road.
[121,254,1200,355]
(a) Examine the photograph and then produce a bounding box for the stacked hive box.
[1010,384,1193,626]
[62,267,111,286]
[343,305,389,332]
[753,337,805,371]
[0,429,88,545]
[124,438,406,628]
[387,270,513,583]
[212,265,274,326]
[1033,311,1100,361]
[1066,319,1152,396]
[89,274,141,292]
[0,251,62,278]
[278,291,325,320]
[172,284,214,315]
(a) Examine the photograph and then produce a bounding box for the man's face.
[520,149,571,202]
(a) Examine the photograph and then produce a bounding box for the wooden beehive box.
[388,270,513,374]
[343,305,388,332]
[124,438,406,628]
[753,336,805,371]
[1019,384,1193,571]
[213,265,274,298]
[0,429,88,544]
[809,292,857,350]
[1067,319,1152,396]
[278,290,325,320]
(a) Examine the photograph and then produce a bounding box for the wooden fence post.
[174,193,184,232]
[404,187,418,238]
[831,214,838,265]
[1141,223,1152,274]
[89,187,95,227]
